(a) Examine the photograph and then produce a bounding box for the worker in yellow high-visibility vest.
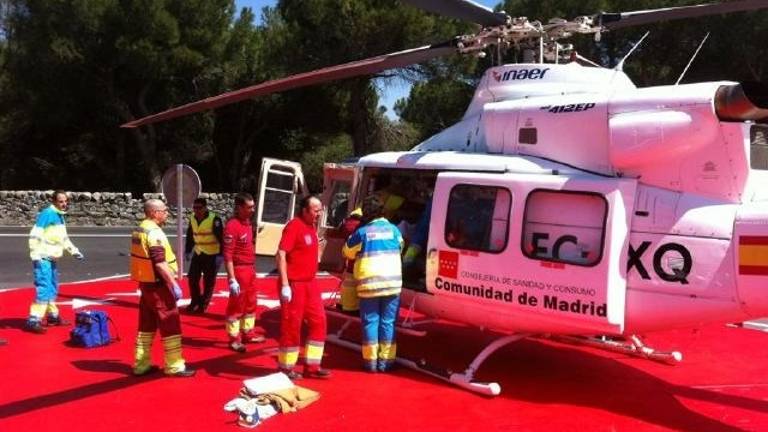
[130,199,194,378]
[184,197,223,314]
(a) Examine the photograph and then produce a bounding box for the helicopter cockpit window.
[262,166,297,224]
[522,190,607,267]
[445,185,511,253]
[750,125,768,170]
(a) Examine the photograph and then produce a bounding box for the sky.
[233,0,500,118]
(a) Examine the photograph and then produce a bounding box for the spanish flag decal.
[739,236,768,275]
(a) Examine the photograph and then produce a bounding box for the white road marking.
[56,297,115,309]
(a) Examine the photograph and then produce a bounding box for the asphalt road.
[0,226,276,290]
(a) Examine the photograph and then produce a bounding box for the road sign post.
[161,164,201,280]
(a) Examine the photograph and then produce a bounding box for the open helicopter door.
[318,162,358,273]
[255,158,307,256]
[425,172,636,335]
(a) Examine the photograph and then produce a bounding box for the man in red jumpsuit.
[223,192,265,353]
[276,195,330,379]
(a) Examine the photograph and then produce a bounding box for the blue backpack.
[69,310,116,348]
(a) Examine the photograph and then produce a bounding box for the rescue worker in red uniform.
[131,199,195,377]
[223,192,265,353]
[276,195,330,379]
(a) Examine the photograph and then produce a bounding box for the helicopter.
[124,0,768,395]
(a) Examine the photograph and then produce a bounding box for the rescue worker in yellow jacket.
[130,199,194,377]
[342,195,404,372]
[183,197,223,314]
[26,190,84,334]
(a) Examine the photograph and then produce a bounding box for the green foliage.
[395,77,475,140]
[1,0,767,193]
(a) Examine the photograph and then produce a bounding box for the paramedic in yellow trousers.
[26,190,84,334]
[338,208,363,314]
[130,199,195,377]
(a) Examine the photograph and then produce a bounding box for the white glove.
[73,251,85,261]
[171,282,182,301]
[280,285,292,303]
[229,278,241,296]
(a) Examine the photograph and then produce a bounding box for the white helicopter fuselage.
[352,63,768,337]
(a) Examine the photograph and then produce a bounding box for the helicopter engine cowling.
[715,82,768,123]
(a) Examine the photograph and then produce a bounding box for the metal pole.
[176,164,184,280]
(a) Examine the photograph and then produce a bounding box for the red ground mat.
[1,278,768,431]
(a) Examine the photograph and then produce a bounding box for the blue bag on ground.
[69,310,112,348]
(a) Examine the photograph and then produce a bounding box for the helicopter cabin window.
[444,185,511,253]
[751,125,768,170]
[261,165,297,224]
[522,190,607,266]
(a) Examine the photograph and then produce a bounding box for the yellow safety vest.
[130,219,177,282]
[190,212,220,255]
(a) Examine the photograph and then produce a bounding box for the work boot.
[185,303,199,314]
[243,334,265,344]
[45,316,70,326]
[133,365,159,377]
[229,341,246,353]
[279,368,303,380]
[304,368,332,379]
[25,321,47,334]
[167,368,196,378]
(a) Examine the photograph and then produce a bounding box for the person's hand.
[73,251,85,261]
[229,278,241,296]
[171,282,183,301]
[280,285,292,303]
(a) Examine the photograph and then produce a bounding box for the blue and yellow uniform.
[342,217,403,371]
[27,204,81,328]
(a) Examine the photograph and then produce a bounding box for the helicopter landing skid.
[551,334,683,365]
[326,332,530,396]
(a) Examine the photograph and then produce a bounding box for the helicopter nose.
[715,82,768,123]
[734,203,768,317]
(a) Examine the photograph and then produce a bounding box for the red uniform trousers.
[225,265,260,342]
[278,279,327,372]
[138,282,182,336]
[134,282,186,374]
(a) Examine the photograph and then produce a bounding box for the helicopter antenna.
[615,31,650,72]
[675,32,710,85]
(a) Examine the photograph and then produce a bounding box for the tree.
[1,0,236,191]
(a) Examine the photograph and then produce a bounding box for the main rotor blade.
[403,0,508,27]
[122,41,456,128]
[600,0,768,30]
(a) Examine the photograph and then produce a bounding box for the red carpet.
[2,278,768,431]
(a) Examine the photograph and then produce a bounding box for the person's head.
[144,199,169,225]
[192,197,207,218]
[361,194,384,224]
[52,190,68,212]
[299,195,322,226]
[234,192,255,221]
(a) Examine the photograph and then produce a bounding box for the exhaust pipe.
[715,82,768,123]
